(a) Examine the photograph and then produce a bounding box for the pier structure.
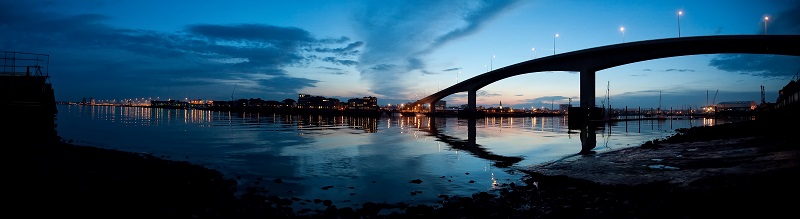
[1,51,57,141]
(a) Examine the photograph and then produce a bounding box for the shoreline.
[7,115,798,218]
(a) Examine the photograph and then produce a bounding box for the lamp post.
[531,47,536,59]
[553,33,558,55]
[764,16,769,35]
[620,26,625,43]
[490,54,495,71]
[678,10,683,37]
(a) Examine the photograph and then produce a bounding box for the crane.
[710,89,719,113]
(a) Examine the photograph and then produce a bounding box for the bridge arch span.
[414,35,800,112]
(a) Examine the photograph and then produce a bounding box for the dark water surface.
[54,104,731,209]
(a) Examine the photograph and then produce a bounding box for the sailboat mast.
[658,91,662,114]
[606,81,610,118]
[231,84,237,100]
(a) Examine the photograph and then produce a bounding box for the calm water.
[54,104,730,209]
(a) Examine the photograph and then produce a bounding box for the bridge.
[409,35,800,119]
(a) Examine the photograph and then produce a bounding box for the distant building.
[282,99,297,108]
[347,96,378,111]
[777,79,799,109]
[297,94,340,109]
[433,100,446,111]
[151,100,189,108]
[716,101,757,112]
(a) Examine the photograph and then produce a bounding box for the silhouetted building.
[298,94,340,109]
[716,101,756,112]
[282,99,297,108]
[347,96,378,111]
[777,79,799,109]
[433,100,446,111]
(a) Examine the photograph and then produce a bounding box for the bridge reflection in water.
[415,116,601,168]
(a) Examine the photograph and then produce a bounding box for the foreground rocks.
[6,117,799,218]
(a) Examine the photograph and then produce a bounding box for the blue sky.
[2,0,798,109]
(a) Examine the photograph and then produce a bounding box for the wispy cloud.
[353,0,522,99]
[0,0,359,101]
[476,90,502,97]
[709,54,800,78]
[642,68,695,72]
[665,69,695,72]
[707,1,800,78]
[317,67,348,75]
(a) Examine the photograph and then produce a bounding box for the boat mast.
[231,84,236,101]
[658,91,662,114]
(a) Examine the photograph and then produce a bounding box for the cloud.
[313,41,364,57]
[353,0,522,99]
[641,68,695,72]
[665,69,695,72]
[707,1,800,78]
[256,76,319,93]
[520,96,573,104]
[709,54,800,78]
[321,57,358,66]
[0,1,359,101]
[476,90,502,97]
[187,23,313,44]
[317,67,348,75]
[443,67,462,72]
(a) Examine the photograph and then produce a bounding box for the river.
[54,104,733,209]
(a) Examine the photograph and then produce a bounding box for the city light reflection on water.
[55,104,735,210]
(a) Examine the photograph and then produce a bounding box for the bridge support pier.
[579,70,595,110]
[457,89,481,117]
[569,70,600,126]
[468,89,477,111]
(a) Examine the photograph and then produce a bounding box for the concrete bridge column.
[468,89,477,112]
[580,70,596,110]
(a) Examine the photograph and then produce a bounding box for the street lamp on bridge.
[490,54,495,71]
[553,33,559,55]
[764,16,769,35]
[678,10,683,37]
[531,47,536,59]
[620,26,625,43]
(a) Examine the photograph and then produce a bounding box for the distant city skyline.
[2,0,799,110]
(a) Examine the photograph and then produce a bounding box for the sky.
[2,0,799,110]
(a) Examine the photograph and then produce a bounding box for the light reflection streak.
[66,105,382,133]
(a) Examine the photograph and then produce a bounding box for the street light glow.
[764,16,769,35]
[620,26,625,43]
